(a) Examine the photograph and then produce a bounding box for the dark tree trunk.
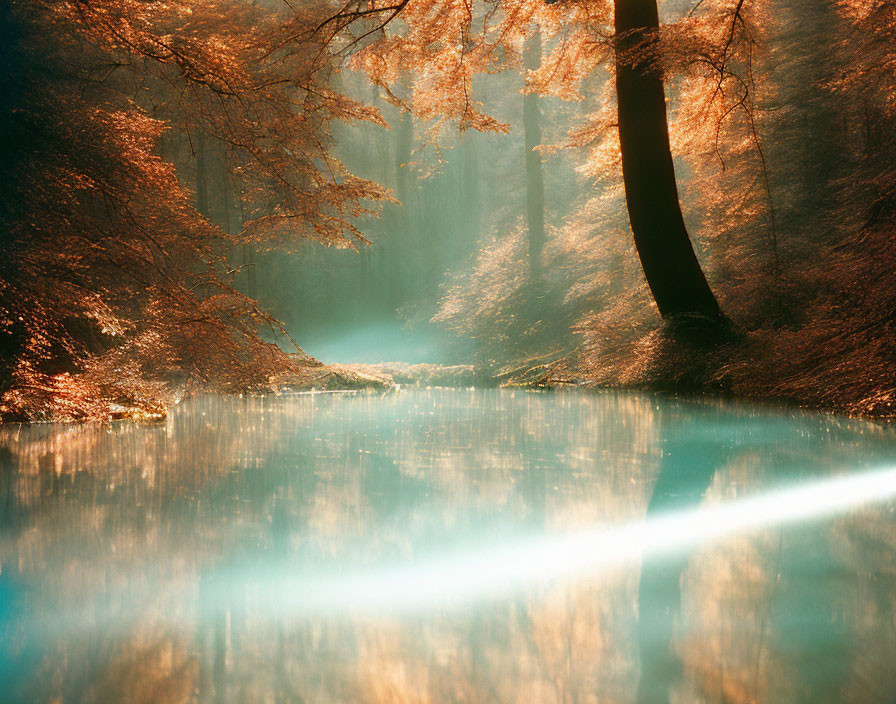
[614,0,721,320]
[524,30,547,285]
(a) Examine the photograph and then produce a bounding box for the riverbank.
[3,342,893,424]
[490,327,896,421]
[0,357,485,423]
[302,352,896,422]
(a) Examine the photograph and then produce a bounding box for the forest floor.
[488,344,896,422]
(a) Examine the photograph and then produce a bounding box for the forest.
[4,3,896,703]
[1,0,895,421]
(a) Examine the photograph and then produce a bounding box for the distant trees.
[524,30,547,290]
[341,0,733,329]
[346,0,724,321]
[249,0,896,409]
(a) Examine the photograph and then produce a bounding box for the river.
[2,388,896,702]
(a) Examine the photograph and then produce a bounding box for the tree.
[524,29,547,288]
[612,0,722,321]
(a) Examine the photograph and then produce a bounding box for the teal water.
[2,389,896,703]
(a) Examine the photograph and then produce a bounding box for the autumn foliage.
[2,0,895,419]
[0,0,387,421]
[349,0,896,415]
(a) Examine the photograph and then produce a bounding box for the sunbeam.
[222,464,896,617]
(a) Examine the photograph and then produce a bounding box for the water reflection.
[1,389,896,702]
[637,422,724,704]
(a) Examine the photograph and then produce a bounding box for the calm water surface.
[2,388,896,703]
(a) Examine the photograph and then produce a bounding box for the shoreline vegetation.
[308,349,896,422]
[4,346,891,425]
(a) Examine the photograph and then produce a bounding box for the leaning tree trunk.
[614,0,722,320]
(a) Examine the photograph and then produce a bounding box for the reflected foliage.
[2,390,896,702]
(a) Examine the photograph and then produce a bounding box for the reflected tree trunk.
[614,0,722,321]
[636,428,721,704]
[198,570,229,704]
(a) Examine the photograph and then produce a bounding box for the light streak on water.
[233,464,896,617]
[25,464,896,640]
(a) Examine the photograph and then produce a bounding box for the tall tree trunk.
[524,30,546,286]
[775,0,846,233]
[614,0,721,320]
[460,131,482,253]
[221,152,256,300]
[242,244,257,300]
[389,91,414,310]
[195,132,210,218]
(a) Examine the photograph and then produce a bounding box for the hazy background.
[247,68,589,364]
